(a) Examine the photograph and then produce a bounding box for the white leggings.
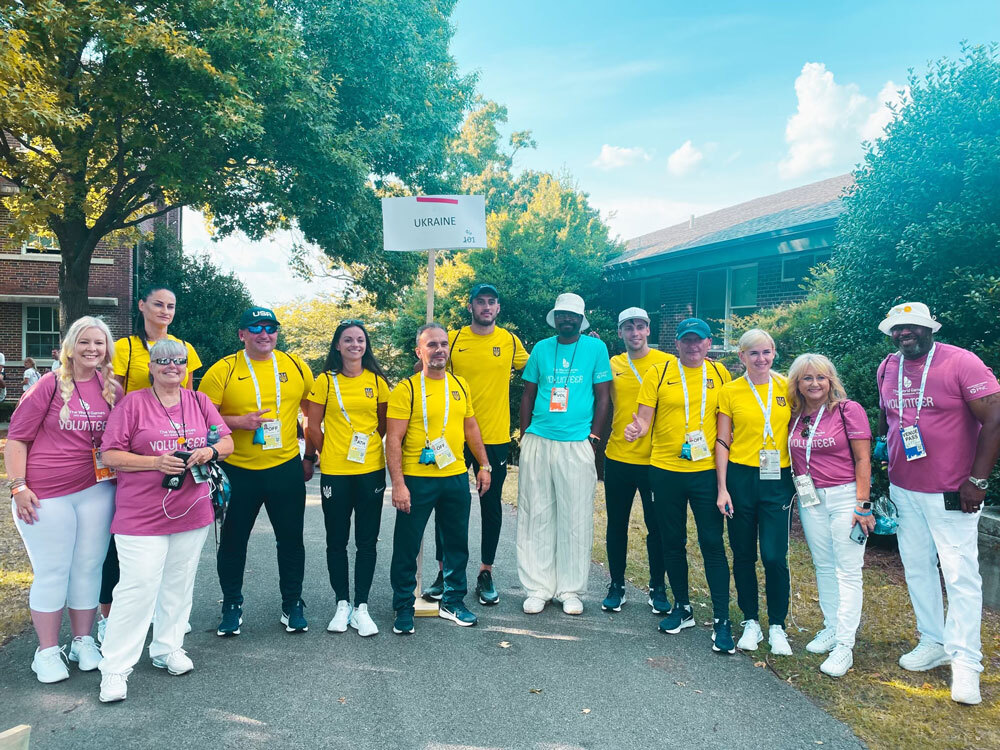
[12,482,115,612]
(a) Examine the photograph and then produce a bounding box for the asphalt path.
[0,476,864,749]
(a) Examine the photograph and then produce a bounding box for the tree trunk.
[56,224,99,335]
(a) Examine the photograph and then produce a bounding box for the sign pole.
[426,249,436,323]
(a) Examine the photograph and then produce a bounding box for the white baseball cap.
[546,292,590,331]
[877,301,941,335]
[617,307,650,327]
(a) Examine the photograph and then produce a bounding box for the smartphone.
[161,451,192,489]
[849,523,867,545]
[943,491,962,511]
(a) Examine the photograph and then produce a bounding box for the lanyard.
[626,353,642,381]
[790,404,825,475]
[419,371,450,442]
[679,361,708,430]
[151,386,188,446]
[72,377,106,449]
[897,343,935,426]
[744,373,775,445]
[243,351,280,415]
[552,340,580,387]
[332,372,377,435]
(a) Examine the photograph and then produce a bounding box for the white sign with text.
[381,195,487,252]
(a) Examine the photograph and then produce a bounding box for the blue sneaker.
[476,569,500,606]
[439,602,478,627]
[712,618,736,654]
[601,582,626,612]
[217,603,242,637]
[422,570,444,601]
[659,603,695,634]
[647,585,671,614]
[393,609,415,635]
[280,599,308,633]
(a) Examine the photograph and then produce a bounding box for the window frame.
[781,250,832,283]
[695,263,759,346]
[22,305,61,360]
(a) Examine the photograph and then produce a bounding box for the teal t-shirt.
[523,334,613,442]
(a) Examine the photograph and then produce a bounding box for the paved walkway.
[0,477,864,749]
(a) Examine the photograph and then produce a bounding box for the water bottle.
[207,425,220,446]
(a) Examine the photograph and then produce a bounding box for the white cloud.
[779,63,908,179]
[667,140,704,176]
[591,144,651,170]
[591,196,719,241]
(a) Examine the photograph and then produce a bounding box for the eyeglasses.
[153,357,188,366]
[246,324,278,334]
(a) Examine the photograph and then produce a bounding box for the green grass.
[501,466,999,750]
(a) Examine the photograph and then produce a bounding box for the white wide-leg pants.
[516,434,597,601]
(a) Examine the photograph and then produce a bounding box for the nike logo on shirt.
[238,375,251,381]
[458,348,470,352]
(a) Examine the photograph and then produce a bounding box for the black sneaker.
[217,603,242,637]
[393,609,415,635]
[712,618,736,654]
[476,570,500,606]
[647,585,671,614]
[658,603,695,634]
[601,582,626,612]
[422,570,444,601]
[280,599,308,633]
[439,602,478,627]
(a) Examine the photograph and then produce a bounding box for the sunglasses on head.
[246,324,278,334]
[340,319,365,327]
[153,357,188,366]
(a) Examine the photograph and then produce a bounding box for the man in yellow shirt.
[386,323,492,635]
[602,307,673,614]
[423,283,529,607]
[198,307,316,637]
[624,318,736,653]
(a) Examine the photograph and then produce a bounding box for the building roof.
[608,173,854,268]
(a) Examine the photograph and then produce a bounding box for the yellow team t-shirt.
[447,326,528,445]
[112,334,202,393]
[718,373,792,468]
[637,358,732,472]
[387,373,474,478]
[307,370,390,475]
[198,350,314,470]
[606,349,675,465]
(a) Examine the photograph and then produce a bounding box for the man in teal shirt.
[517,292,612,616]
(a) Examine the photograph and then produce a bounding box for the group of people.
[6,280,998,708]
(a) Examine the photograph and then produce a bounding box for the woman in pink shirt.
[5,316,121,684]
[787,353,873,678]
[96,338,233,703]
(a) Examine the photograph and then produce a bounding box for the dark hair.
[323,321,388,380]
[133,284,176,351]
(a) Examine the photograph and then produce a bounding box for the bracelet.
[854,510,873,517]
[11,484,29,496]
[6,477,26,490]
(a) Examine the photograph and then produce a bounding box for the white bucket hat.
[546,292,590,331]
[877,301,941,335]
[617,307,650,327]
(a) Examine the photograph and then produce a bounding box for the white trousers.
[516,434,597,601]
[12,482,114,611]
[99,525,210,674]
[798,481,866,648]
[891,484,983,671]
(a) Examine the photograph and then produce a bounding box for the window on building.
[781,250,832,283]
[696,264,759,342]
[24,306,61,359]
[23,233,60,255]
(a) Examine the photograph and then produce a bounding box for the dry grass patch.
[502,466,999,750]
[0,447,32,646]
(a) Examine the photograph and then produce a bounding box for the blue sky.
[184,0,1000,304]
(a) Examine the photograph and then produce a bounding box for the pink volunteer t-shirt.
[789,400,872,488]
[8,372,116,499]
[101,388,230,536]
[878,342,1000,493]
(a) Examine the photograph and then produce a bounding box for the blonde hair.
[737,328,775,353]
[786,353,848,417]
[24,357,36,369]
[57,316,117,420]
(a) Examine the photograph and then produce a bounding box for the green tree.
[0,0,471,331]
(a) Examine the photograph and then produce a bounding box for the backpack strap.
[447,329,461,374]
[123,336,134,394]
[510,330,516,370]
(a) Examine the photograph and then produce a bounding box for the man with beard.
[517,293,612,616]
[876,301,1000,705]
[423,283,529,606]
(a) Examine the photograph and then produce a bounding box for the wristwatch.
[303,453,318,463]
[210,447,219,462]
[856,501,872,510]
[480,465,493,473]
[968,476,989,490]
[588,434,601,446]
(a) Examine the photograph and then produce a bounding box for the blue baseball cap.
[675,318,712,340]
[239,306,280,329]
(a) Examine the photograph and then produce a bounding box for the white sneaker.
[899,638,950,671]
[99,669,132,703]
[327,600,352,633]
[151,649,193,675]
[522,596,547,614]
[561,596,584,616]
[349,604,379,637]
[737,619,763,651]
[820,645,853,677]
[68,636,102,671]
[768,624,792,655]
[96,614,108,645]
[31,645,70,684]
[185,621,192,634]
[806,627,837,654]
[950,664,982,705]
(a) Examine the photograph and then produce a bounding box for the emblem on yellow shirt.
[776,396,786,406]
[279,372,288,382]
[452,390,461,400]
[493,346,501,356]
[365,387,374,398]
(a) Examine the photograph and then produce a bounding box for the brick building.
[605,174,853,351]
